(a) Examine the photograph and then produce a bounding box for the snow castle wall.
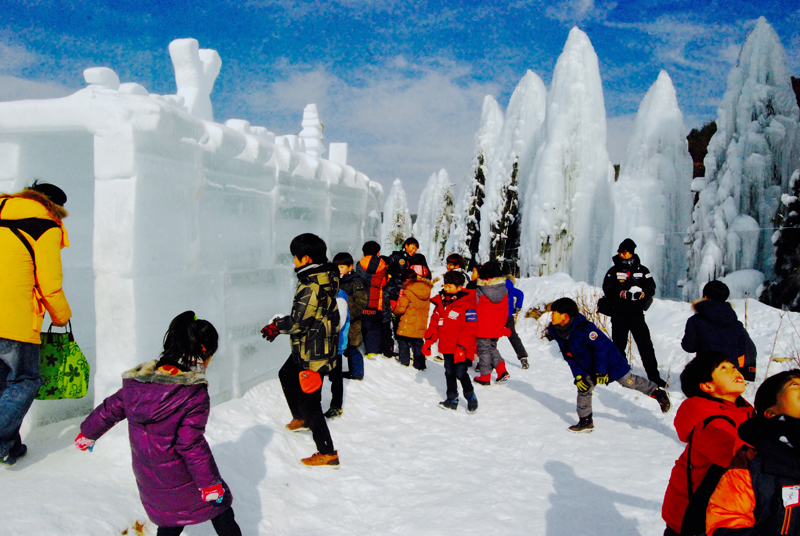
[0,50,381,426]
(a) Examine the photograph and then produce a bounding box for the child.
[393,269,433,369]
[661,352,753,536]
[423,271,478,412]
[504,267,529,369]
[333,252,367,380]
[261,233,340,466]
[355,241,390,360]
[706,370,800,536]
[546,297,671,432]
[324,288,350,419]
[74,311,243,536]
[474,261,512,385]
[445,253,473,289]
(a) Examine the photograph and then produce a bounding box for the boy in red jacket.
[422,271,479,413]
[474,261,511,385]
[661,351,753,536]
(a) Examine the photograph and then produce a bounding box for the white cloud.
[0,74,73,102]
[544,0,617,25]
[237,58,500,211]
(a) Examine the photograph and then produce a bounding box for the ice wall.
[0,39,381,425]
[685,17,800,299]
[613,71,693,298]
[520,27,614,283]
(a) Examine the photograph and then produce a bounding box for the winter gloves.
[261,320,280,342]
[421,339,434,357]
[201,482,225,503]
[620,286,645,301]
[596,373,610,385]
[574,375,591,392]
[74,432,95,452]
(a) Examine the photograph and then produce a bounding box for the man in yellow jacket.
[0,183,72,466]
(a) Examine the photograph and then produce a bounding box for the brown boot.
[285,418,308,432]
[301,450,340,467]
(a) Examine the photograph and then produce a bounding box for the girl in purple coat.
[75,311,242,536]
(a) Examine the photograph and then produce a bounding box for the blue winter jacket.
[547,314,631,382]
[505,279,524,317]
[336,289,350,355]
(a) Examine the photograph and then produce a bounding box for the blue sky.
[0,0,798,210]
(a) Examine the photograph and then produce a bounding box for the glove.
[201,482,225,503]
[620,290,628,300]
[421,339,434,357]
[261,320,280,342]
[633,291,645,301]
[455,345,467,361]
[74,432,95,452]
[596,373,609,385]
[574,375,591,392]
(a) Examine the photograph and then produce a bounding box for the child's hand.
[261,320,280,342]
[574,375,591,392]
[74,432,95,452]
[201,482,225,503]
[421,339,434,357]
[595,373,609,385]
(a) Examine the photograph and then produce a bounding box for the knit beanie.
[703,280,730,302]
[617,238,636,253]
[755,370,800,416]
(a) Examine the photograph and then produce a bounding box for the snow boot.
[474,374,491,386]
[466,393,478,413]
[495,362,510,383]
[439,397,459,410]
[652,388,671,413]
[324,407,343,419]
[520,357,529,370]
[301,450,340,467]
[285,418,309,432]
[9,444,26,459]
[568,415,594,433]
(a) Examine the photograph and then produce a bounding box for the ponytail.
[157,311,219,371]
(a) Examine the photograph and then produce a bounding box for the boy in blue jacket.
[504,274,529,369]
[546,297,671,432]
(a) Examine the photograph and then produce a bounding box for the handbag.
[36,321,90,400]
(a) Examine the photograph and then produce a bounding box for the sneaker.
[285,418,309,432]
[474,376,491,386]
[301,450,340,467]
[434,354,444,363]
[342,372,363,381]
[324,407,343,419]
[568,415,594,433]
[652,388,671,414]
[9,444,26,459]
[438,397,459,410]
[0,453,16,467]
[496,371,510,383]
[520,357,529,370]
[467,393,478,413]
[365,353,378,360]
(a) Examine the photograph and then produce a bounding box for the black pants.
[397,336,424,368]
[381,320,395,357]
[611,311,662,383]
[663,527,680,536]
[443,354,474,401]
[278,357,335,455]
[328,354,343,409]
[156,507,242,536]
[505,316,528,359]
[361,313,382,355]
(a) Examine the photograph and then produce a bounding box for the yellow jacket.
[0,190,72,344]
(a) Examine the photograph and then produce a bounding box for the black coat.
[602,254,656,314]
[681,299,757,381]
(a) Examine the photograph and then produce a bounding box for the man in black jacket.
[602,238,665,387]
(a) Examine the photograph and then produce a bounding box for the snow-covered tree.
[415,168,455,266]
[612,70,693,298]
[447,95,504,267]
[479,70,546,265]
[520,27,615,283]
[685,17,800,300]
[762,170,800,310]
[382,178,413,252]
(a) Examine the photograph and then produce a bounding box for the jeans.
[0,338,41,457]
[443,354,474,401]
[397,336,424,369]
[278,357,335,454]
[156,507,242,536]
[344,345,364,379]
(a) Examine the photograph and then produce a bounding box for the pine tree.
[762,170,800,310]
[465,153,486,267]
[489,160,521,268]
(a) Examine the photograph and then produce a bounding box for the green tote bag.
[36,321,90,400]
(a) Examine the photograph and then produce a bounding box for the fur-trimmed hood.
[690,298,739,327]
[1,189,68,221]
[123,360,208,386]
[401,277,433,299]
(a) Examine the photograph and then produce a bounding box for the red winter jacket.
[662,395,754,533]
[356,255,388,312]
[475,277,511,339]
[424,290,477,362]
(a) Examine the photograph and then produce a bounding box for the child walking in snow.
[355,241,390,360]
[474,261,512,385]
[546,297,671,432]
[75,311,243,536]
[423,271,478,412]
[504,267,529,369]
[333,252,367,380]
[662,352,753,536]
[393,269,433,370]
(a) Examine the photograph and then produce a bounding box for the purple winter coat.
[80,360,233,527]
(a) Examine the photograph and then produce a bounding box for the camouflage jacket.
[277,262,340,372]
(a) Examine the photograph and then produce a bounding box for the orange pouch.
[299,370,322,393]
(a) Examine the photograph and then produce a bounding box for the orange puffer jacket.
[394,278,433,339]
[0,190,71,344]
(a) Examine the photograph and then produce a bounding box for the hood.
[477,277,508,303]
[402,278,433,300]
[122,360,207,425]
[1,189,68,222]
[123,360,207,385]
[673,395,750,443]
[612,253,641,270]
[297,262,339,285]
[692,299,738,326]
[738,415,800,478]
[358,255,388,276]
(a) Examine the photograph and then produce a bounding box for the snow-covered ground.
[5,274,798,535]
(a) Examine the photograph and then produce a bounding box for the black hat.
[30,182,67,206]
[755,370,800,416]
[703,280,730,302]
[617,238,636,253]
